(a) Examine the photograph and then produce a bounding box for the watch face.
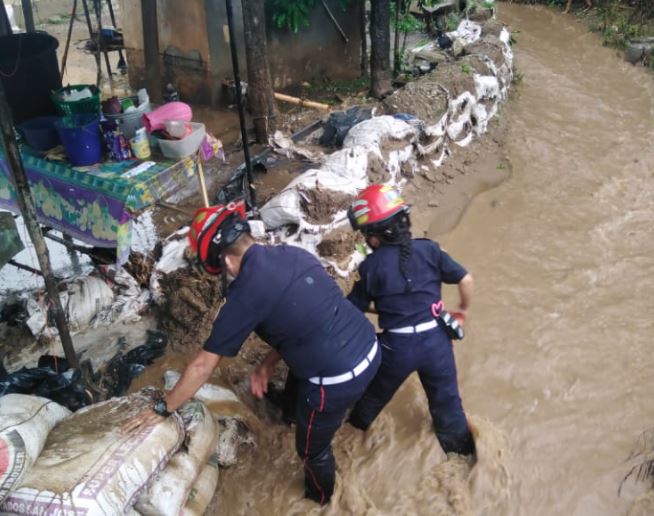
[154,400,168,415]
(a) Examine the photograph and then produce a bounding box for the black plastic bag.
[319,106,373,148]
[0,365,89,411]
[102,330,168,397]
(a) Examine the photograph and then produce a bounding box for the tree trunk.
[360,0,368,76]
[370,0,392,98]
[242,0,277,144]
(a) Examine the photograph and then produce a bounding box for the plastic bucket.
[104,96,151,139]
[0,33,61,125]
[18,116,60,151]
[54,115,103,166]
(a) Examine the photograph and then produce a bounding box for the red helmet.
[188,199,248,274]
[348,184,409,233]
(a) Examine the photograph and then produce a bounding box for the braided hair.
[369,211,413,293]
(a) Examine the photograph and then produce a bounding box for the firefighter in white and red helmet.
[346,184,475,456]
[127,200,379,506]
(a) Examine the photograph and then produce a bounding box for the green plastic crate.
[52,84,101,116]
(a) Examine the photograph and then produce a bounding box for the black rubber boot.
[303,446,336,505]
[264,384,296,425]
[346,411,370,431]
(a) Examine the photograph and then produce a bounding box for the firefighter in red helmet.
[126,200,380,505]
[346,184,475,456]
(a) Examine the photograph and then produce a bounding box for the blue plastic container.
[18,116,60,151]
[54,115,102,166]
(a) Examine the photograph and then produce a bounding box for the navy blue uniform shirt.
[347,239,467,329]
[203,244,376,379]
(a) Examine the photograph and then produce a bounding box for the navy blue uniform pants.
[284,345,380,505]
[348,329,474,455]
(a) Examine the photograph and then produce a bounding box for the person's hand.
[250,362,275,399]
[451,309,467,326]
[121,409,164,435]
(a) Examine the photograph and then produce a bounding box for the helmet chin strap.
[220,254,228,294]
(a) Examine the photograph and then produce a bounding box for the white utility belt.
[387,319,439,334]
[308,341,378,386]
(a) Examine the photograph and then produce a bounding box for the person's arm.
[347,263,373,313]
[455,273,474,321]
[165,350,222,410]
[122,350,221,433]
[250,348,283,399]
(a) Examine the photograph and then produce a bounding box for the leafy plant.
[461,63,472,74]
[446,12,460,31]
[271,0,351,32]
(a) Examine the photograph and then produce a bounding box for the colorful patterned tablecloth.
[0,149,196,264]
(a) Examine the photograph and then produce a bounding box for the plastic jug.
[142,102,192,132]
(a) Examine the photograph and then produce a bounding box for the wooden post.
[0,81,79,368]
[21,0,35,32]
[141,0,162,103]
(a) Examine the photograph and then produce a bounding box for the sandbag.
[181,454,220,516]
[25,276,114,336]
[135,400,218,516]
[215,417,256,468]
[0,395,70,504]
[1,389,184,515]
[164,370,239,404]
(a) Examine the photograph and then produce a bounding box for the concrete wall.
[8,0,72,26]
[119,0,362,106]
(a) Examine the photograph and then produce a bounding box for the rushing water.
[442,4,654,514]
[213,4,654,514]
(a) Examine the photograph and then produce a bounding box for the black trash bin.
[0,32,61,125]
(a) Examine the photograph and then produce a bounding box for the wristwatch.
[153,399,172,418]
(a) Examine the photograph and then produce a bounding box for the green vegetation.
[595,1,652,49]
[271,0,351,32]
[304,76,371,103]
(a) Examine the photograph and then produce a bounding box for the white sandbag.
[181,454,220,516]
[341,116,416,153]
[25,276,114,336]
[215,417,256,468]
[260,166,363,230]
[135,401,218,516]
[446,19,483,44]
[0,395,71,504]
[64,276,115,331]
[1,390,184,516]
[163,370,240,404]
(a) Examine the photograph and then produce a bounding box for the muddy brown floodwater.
[151,5,654,515]
[437,4,654,514]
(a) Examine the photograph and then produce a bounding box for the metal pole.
[225,0,256,208]
[81,0,103,85]
[60,0,79,79]
[21,0,35,32]
[105,0,126,68]
[0,82,79,368]
[93,0,111,81]
[0,1,13,36]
